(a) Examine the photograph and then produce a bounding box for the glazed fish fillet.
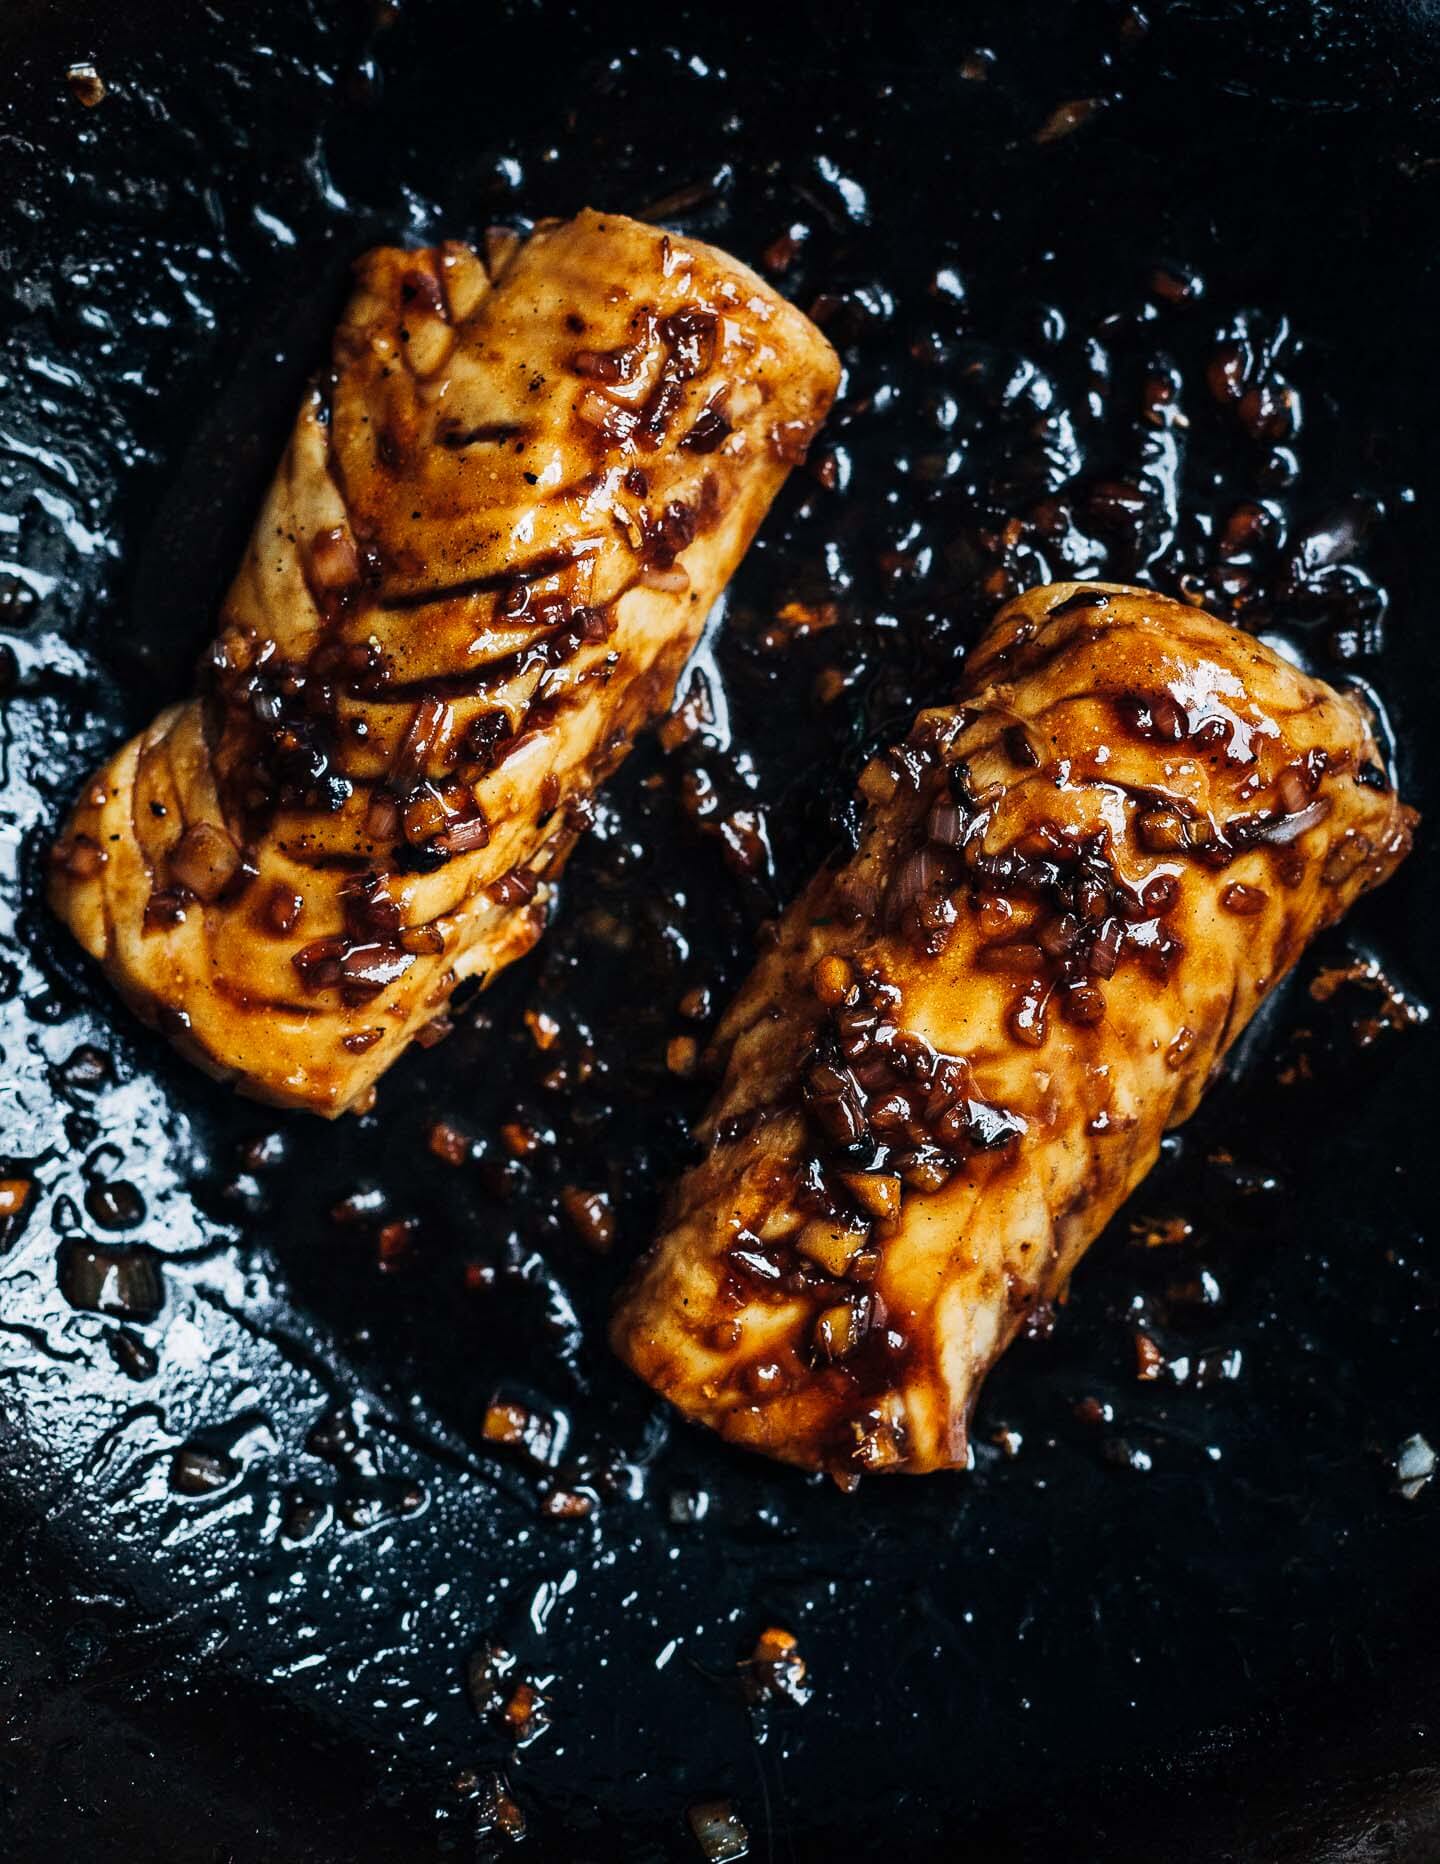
[612,584,1415,1477]
[48,210,839,1113]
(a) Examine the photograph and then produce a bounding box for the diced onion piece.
[1257,797,1330,845]
[1088,918,1123,978]
[1276,765,1310,815]
[402,788,449,843]
[365,792,401,841]
[852,1391,907,1470]
[811,955,854,1005]
[896,1148,952,1192]
[339,943,416,990]
[1221,881,1267,915]
[560,1186,616,1253]
[292,935,346,990]
[814,1299,869,1360]
[795,1217,869,1279]
[491,867,540,906]
[390,695,452,794]
[577,388,638,440]
[857,756,900,806]
[436,813,492,856]
[887,848,942,917]
[839,1171,902,1224]
[926,799,965,847]
[1138,805,1189,853]
[168,823,240,902]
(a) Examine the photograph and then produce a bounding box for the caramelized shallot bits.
[612,583,1414,1477]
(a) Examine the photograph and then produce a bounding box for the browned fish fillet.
[48,210,839,1114]
[612,583,1415,1478]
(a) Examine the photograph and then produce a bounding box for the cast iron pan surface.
[1,2,1439,1858]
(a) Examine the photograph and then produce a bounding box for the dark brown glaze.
[611,583,1416,1478]
[46,210,840,1113]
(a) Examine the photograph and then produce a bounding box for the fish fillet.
[611,583,1415,1477]
[48,210,839,1113]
